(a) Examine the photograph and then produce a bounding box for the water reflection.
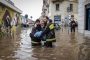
[0,34,20,60]
[0,27,90,60]
[78,37,90,60]
[69,32,77,46]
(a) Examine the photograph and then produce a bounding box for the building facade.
[42,0,78,24]
[78,0,90,36]
[41,0,49,18]
[0,0,22,28]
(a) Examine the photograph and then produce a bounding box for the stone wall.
[78,0,90,36]
[49,0,78,22]
[78,0,85,34]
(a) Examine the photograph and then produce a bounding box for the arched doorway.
[2,10,11,27]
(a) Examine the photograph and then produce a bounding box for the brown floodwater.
[0,27,90,60]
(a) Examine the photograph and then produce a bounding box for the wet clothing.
[34,31,43,37]
[30,24,42,46]
[70,20,76,32]
[44,21,47,28]
[42,23,56,47]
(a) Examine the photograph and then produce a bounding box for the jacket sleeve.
[41,25,50,36]
[30,27,36,37]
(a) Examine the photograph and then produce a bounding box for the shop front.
[0,0,22,32]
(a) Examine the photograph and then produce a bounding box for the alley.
[0,27,90,60]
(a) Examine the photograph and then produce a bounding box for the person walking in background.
[70,19,76,32]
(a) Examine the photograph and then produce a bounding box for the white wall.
[78,0,90,37]
[84,0,90,37]
[48,0,78,22]
[78,0,85,33]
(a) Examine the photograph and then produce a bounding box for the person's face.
[40,20,44,24]
[35,21,40,27]
[40,20,44,27]
[36,21,40,25]
[43,18,47,22]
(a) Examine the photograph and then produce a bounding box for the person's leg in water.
[30,33,40,46]
[73,27,75,32]
[45,41,53,47]
[71,27,73,32]
[72,27,75,32]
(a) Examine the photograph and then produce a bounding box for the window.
[56,4,59,11]
[70,4,73,11]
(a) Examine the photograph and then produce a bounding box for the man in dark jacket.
[42,19,56,47]
[70,20,76,32]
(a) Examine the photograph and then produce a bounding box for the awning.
[0,0,22,14]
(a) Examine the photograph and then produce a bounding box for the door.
[85,4,90,31]
[87,9,90,31]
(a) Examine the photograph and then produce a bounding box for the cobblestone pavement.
[0,27,90,60]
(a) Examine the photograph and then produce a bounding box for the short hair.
[49,19,52,23]
[45,16,49,19]
[35,19,40,23]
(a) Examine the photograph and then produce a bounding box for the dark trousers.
[31,37,41,46]
[71,27,75,32]
[30,33,41,46]
[44,41,53,47]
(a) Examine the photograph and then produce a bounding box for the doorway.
[2,10,11,27]
[85,4,90,31]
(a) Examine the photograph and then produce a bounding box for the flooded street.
[0,27,90,60]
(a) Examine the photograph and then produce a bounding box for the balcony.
[52,0,78,3]
[0,0,22,13]
[52,0,65,3]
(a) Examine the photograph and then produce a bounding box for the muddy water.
[0,27,90,60]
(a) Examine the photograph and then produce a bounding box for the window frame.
[56,4,60,11]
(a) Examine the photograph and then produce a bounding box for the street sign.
[54,16,61,21]
[54,15,61,24]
